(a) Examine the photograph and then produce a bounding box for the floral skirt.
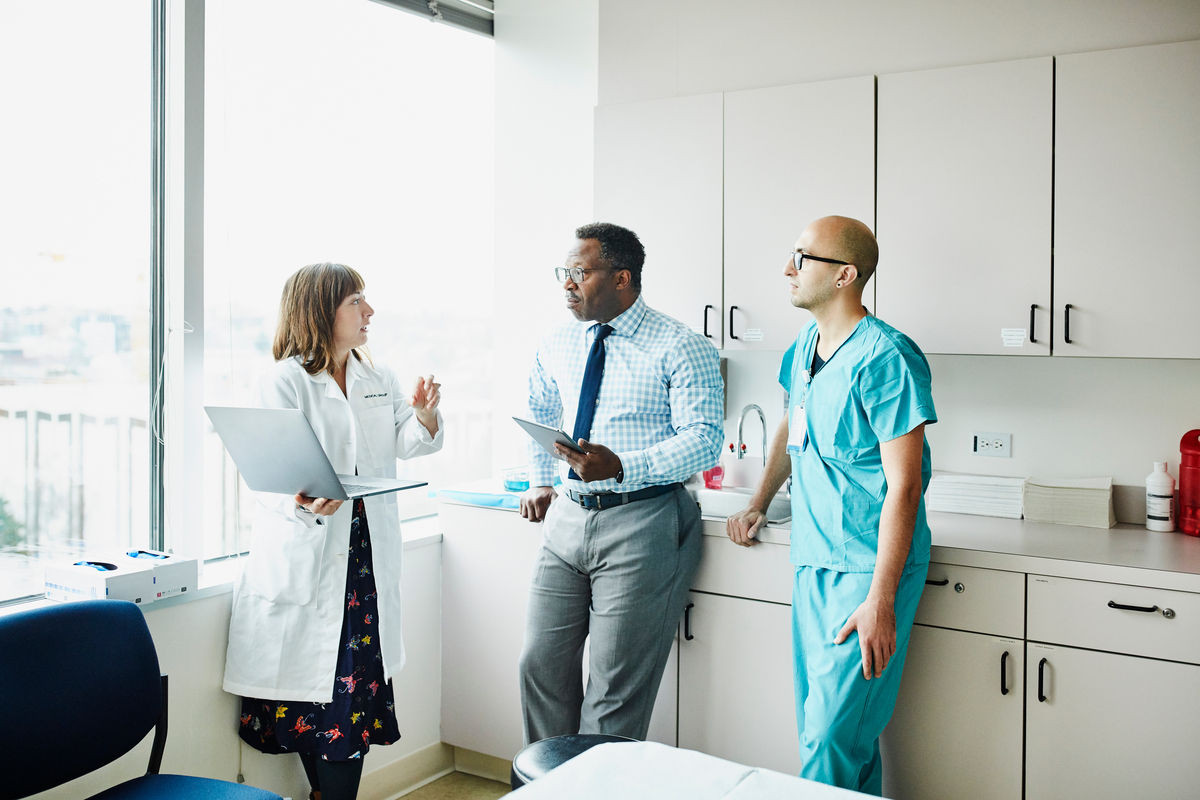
[239,499,400,761]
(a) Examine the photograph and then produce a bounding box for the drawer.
[915,563,1024,638]
[1028,575,1200,664]
[692,529,791,605]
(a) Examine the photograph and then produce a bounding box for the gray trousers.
[518,485,702,743]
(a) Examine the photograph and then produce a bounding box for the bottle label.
[1147,493,1174,521]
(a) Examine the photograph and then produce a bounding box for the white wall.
[597,0,1200,105]
[491,0,600,475]
[29,538,443,800]
[586,0,1200,491]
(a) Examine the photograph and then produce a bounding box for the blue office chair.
[0,599,281,800]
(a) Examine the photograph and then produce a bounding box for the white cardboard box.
[118,549,199,600]
[44,558,157,605]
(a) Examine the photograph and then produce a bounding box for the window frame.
[3,0,495,605]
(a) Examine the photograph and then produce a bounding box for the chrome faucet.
[736,404,766,467]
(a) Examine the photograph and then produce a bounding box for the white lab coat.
[222,354,443,702]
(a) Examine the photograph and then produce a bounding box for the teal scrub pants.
[791,563,927,796]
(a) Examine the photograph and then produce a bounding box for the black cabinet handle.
[703,304,714,339]
[925,577,949,586]
[1028,304,1038,344]
[1000,651,1009,696]
[1037,657,1048,702]
[1064,303,1073,344]
[1107,600,1159,614]
[683,602,695,641]
[728,306,739,340]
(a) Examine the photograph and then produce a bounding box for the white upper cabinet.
[1054,40,1200,358]
[877,57,1053,356]
[723,77,876,351]
[594,94,724,345]
[596,40,1200,359]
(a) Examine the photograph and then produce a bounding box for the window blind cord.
[149,317,194,447]
[149,296,192,551]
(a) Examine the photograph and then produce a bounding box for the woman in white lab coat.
[223,262,443,800]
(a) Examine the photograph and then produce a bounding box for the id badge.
[787,368,810,454]
[787,403,807,453]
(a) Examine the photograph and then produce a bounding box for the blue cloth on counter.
[437,489,522,510]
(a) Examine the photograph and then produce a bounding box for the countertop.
[714,511,1200,593]
[439,481,1200,593]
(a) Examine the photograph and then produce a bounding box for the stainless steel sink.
[691,486,791,523]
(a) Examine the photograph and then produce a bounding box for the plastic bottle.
[703,455,726,490]
[1179,430,1200,536]
[1145,461,1175,532]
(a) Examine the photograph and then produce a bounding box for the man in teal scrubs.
[727,215,936,796]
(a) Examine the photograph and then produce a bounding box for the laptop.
[205,406,427,500]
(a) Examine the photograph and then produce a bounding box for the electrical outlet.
[972,431,1012,458]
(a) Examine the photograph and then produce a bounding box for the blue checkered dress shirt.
[527,294,725,493]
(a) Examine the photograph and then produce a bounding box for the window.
[0,0,494,600]
[0,1,153,601]
[199,0,495,557]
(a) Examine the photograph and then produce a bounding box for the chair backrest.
[0,599,164,798]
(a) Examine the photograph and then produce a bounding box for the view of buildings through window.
[0,1,152,600]
[0,0,495,600]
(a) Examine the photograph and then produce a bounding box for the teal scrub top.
[779,315,937,572]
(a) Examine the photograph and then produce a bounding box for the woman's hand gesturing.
[411,375,441,437]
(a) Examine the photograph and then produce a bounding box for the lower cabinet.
[440,503,542,759]
[882,564,1026,800]
[442,508,1200,796]
[1025,643,1200,800]
[1024,574,1200,800]
[886,567,1200,800]
[439,502,676,759]
[882,625,1024,800]
[677,590,801,775]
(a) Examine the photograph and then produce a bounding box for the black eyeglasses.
[791,251,850,271]
[555,266,616,283]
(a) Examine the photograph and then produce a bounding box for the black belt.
[565,482,681,511]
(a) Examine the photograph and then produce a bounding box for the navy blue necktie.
[568,323,613,480]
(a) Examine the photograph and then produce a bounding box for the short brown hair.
[272,262,367,376]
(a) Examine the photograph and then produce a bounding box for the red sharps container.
[1180,430,1200,536]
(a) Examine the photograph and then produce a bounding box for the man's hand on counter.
[727,507,766,547]
[520,486,557,522]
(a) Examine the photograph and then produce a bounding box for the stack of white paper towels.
[1022,476,1116,528]
[926,472,1026,519]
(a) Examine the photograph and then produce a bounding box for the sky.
[0,0,494,320]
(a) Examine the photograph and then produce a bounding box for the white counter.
[700,511,1200,593]
[440,482,1200,592]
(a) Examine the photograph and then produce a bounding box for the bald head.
[802,216,878,286]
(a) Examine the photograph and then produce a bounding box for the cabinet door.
[723,76,875,351]
[1054,40,1200,357]
[441,503,679,757]
[440,504,542,758]
[677,591,800,774]
[594,94,724,346]
[881,625,1023,800]
[1026,643,1200,800]
[877,58,1052,355]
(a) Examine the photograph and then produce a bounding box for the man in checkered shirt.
[516,222,724,742]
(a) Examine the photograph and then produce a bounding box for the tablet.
[513,416,585,460]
